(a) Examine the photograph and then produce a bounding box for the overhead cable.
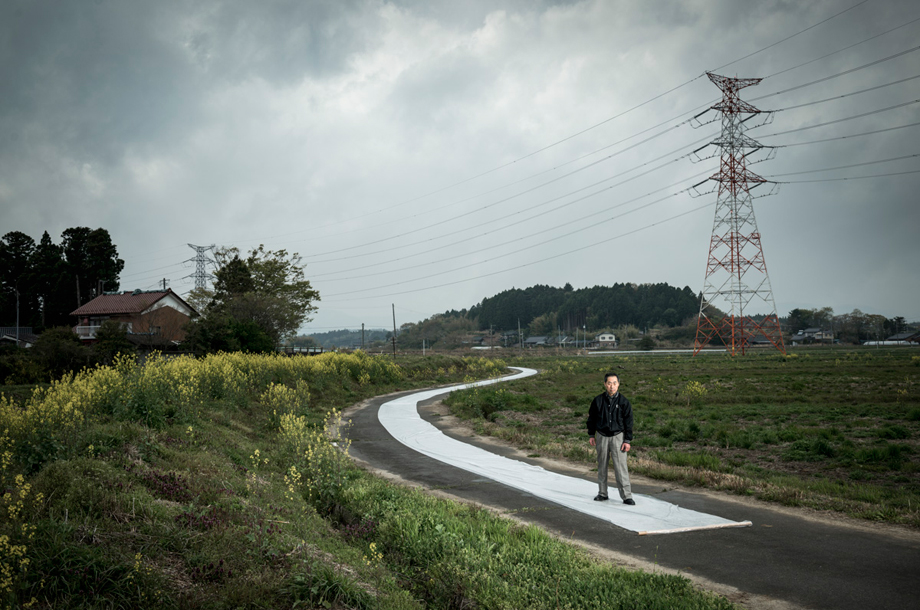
[777,74,920,111]
[781,169,920,182]
[780,121,920,146]
[322,198,715,301]
[750,44,920,102]
[768,153,918,177]
[760,99,920,138]
[316,168,714,283]
[710,0,872,73]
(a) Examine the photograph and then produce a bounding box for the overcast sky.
[2,0,918,332]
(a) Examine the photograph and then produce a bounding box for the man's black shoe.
[593,494,608,501]
[623,498,636,505]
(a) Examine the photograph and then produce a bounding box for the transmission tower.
[186,244,216,291]
[689,72,785,356]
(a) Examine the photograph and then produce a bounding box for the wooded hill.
[467,282,699,332]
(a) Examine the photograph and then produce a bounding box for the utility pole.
[391,304,397,359]
[361,323,365,349]
[518,318,522,351]
[690,72,785,356]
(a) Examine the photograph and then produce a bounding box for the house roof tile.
[71,289,194,316]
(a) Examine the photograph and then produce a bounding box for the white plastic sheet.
[378,367,751,535]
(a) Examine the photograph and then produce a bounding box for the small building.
[523,336,548,348]
[789,328,833,345]
[0,327,39,348]
[71,289,198,345]
[595,333,617,348]
[886,331,920,345]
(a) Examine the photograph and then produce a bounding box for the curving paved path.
[377,367,750,535]
[343,371,920,610]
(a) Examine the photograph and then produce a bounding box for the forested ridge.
[469,282,699,332]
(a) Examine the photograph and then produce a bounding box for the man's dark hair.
[604,372,619,382]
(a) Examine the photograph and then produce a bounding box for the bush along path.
[0,351,736,609]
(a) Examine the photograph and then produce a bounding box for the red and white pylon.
[691,72,785,356]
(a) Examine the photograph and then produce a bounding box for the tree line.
[470,282,700,333]
[786,307,910,344]
[0,228,124,330]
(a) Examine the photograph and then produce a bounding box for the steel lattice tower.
[186,243,216,291]
[691,73,785,356]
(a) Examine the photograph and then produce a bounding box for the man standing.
[587,372,635,505]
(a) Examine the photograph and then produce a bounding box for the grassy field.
[0,351,737,609]
[444,348,920,527]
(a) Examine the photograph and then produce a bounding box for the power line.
[769,153,919,178]
[323,181,704,299]
[297,115,701,252]
[777,74,920,111]
[751,44,920,103]
[322,198,715,301]
[780,169,920,183]
[320,148,919,300]
[120,261,186,279]
[309,88,920,271]
[779,121,920,146]
[317,168,714,283]
[761,98,920,138]
[314,117,919,282]
[759,14,920,82]
[305,131,715,265]
[711,0,872,73]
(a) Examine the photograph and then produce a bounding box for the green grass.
[0,352,737,609]
[444,348,920,527]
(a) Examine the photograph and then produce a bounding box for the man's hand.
[589,437,596,447]
[621,442,631,452]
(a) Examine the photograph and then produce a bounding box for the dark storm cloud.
[1,0,917,328]
[0,0,379,165]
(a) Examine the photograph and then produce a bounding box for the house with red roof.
[71,289,198,345]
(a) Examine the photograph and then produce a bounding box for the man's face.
[604,376,619,395]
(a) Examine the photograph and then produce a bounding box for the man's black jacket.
[587,392,633,442]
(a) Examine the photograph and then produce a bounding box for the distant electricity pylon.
[186,243,217,291]
[689,72,785,356]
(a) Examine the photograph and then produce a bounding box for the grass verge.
[0,351,736,609]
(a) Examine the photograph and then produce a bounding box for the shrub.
[29,327,92,381]
[654,449,722,471]
[877,425,910,440]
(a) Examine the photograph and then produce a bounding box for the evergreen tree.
[0,231,37,329]
[31,231,71,328]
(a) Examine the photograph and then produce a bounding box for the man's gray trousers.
[595,432,632,501]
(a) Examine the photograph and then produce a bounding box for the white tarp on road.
[378,367,751,535]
